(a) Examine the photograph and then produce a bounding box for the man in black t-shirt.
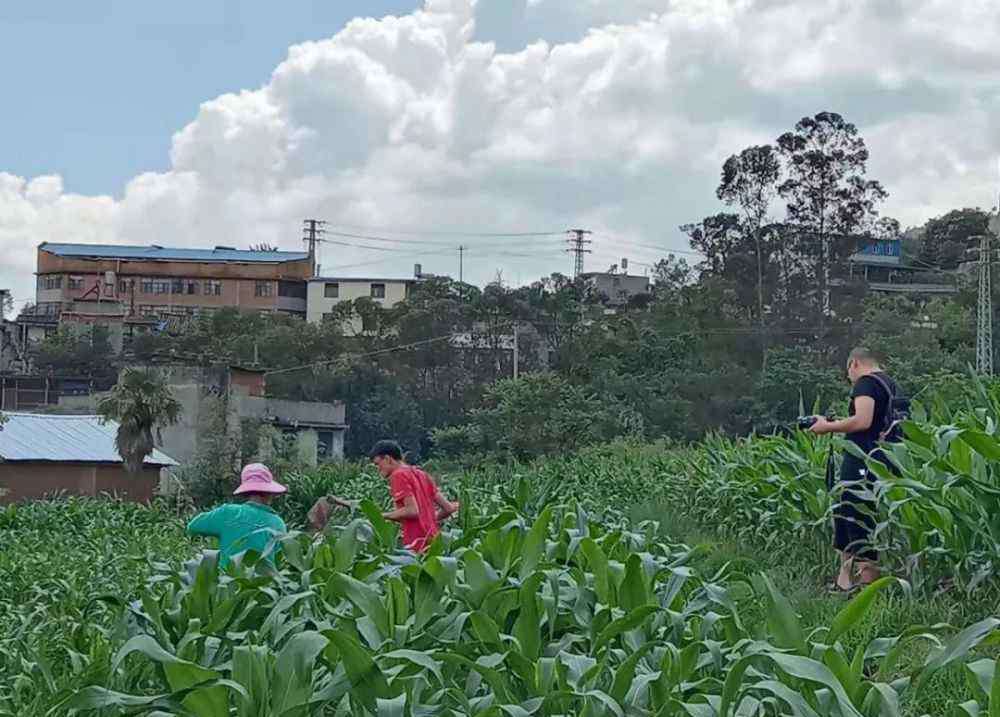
[809,347,899,592]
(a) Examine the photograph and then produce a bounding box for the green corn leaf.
[991,657,1000,717]
[923,619,1000,677]
[609,641,655,705]
[756,574,806,653]
[959,430,1000,461]
[619,553,650,611]
[360,499,399,550]
[322,630,391,710]
[270,631,329,715]
[520,506,553,579]
[514,572,546,661]
[580,539,611,606]
[751,680,822,717]
[328,573,391,640]
[462,549,502,608]
[765,652,864,717]
[593,605,657,655]
[232,645,271,717]
[469,611,503,649]
[381,649,445,686]
[376,693,407,717]
[827,577,898,645]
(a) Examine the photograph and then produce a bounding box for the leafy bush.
[464,373,644,460]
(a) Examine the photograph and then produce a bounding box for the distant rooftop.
[0,412,178,466]
[39,242,309,264]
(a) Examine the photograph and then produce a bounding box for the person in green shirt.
[187,463,288,568]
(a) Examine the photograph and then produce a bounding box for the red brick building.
[32,242,313,321]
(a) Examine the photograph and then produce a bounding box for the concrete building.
[307,273,419,330]
[0,412,177,503]
[846,238,958,295]
[58,365,347,467]
[579,272,652,306]
[32,242,313,321]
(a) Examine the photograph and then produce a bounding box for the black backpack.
[868,373,910,443]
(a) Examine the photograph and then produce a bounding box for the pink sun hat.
[233,463,287,495]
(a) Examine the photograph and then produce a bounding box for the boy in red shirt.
[310,440,459,552]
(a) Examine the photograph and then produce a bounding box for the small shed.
[0,412,178,503]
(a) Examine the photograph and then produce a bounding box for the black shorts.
[832,452,881,561]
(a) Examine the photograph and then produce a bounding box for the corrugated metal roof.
[0,413,178,466]
[40,242,309,264]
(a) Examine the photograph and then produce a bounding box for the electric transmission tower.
[975,233,994,376]
[566,229,592,278]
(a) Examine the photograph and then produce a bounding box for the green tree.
[717,145,781,323]
[97,368,182,473]
[33,326,116,378]
[468,372,643,459]
[916,208,990,269]
[777,112,888,317]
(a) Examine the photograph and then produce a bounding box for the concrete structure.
[846,237,958,295]
[32,243,312,321]
[58,365,347,467]
[307,273,419,330]
[579,272,652,306]
[0,412,177,503]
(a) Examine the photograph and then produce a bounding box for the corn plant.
[55,495,998,716]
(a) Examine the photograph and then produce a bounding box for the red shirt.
[389,466,440,552]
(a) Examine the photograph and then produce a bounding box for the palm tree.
[97,368,182,473]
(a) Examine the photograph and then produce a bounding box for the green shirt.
[187,502,287,568]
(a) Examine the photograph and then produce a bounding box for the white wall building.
[306,275,418,331]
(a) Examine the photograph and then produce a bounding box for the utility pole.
[975,233,994,376]
[458,245,465,285]
[303,219,327,277]
[566,229,593,278]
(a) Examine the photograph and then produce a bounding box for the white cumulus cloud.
[2,0,998,308]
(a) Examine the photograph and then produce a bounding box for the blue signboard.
[859,239,901,257]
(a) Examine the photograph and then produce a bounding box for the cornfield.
[4,381,1000,714]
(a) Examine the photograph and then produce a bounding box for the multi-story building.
[32,242,313,320]
[306,273,420,330]
[579,271,652,306]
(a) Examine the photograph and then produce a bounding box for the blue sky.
[0,1,421,195]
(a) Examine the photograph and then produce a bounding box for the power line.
[326,223,565,238]
[264,324,516,377]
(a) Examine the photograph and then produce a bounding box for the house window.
[370,283,386,299]
[40,276,63,290]
[324,282,340,298]
[171,279,184,294]
[154,280,171,295]
[255,281,273,297]
[278,280,306,299]
[118,279,130,294]
[205,280,222,296]
[185,280,199,295]
[141,278,154,294]
[68,276,84,290]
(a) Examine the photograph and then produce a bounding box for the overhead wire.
[324,223,566,238]
[264,322,517,377]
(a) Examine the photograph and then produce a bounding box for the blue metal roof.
[40,242,309,264]
[0,412,178,466]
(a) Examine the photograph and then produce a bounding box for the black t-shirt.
[847,371,898,454]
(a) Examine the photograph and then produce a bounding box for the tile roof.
[40,242,309,264]
[0,412,178,466]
